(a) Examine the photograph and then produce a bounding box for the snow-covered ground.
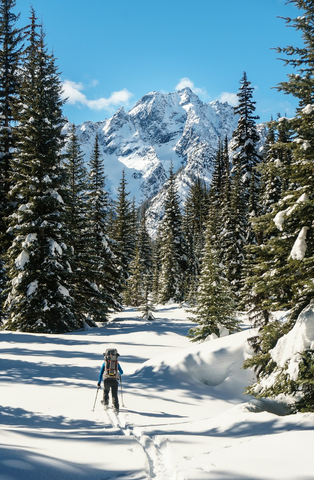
[1,304,314,480]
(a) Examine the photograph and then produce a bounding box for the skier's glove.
[97,382,100,387]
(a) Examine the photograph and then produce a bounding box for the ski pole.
[120,376,125,407]
[92,386,100,412]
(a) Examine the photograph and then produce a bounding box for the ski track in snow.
[103,406,177,480]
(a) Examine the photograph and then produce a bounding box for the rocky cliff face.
[65,87,265,235]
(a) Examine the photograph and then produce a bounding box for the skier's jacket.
[98,361,123,384]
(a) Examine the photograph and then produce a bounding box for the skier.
[97,348,123,412]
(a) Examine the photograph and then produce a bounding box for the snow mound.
[134,329,255,396]
[271,303,314,381]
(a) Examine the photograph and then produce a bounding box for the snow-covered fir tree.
[124,245,145,307]
[231,71,262,241]
[159,165,187,303]
[258,119,282,218]
[111,170,135,287]
[226,72,262,304]
[64,125,108,325]
[183,176,208,303]
[139,274,155,320]
[85,133,122,320]
[241,118,294,328]
[188,223,240,342]
[244,0,314,412]
[4,13,77,333]
[125,207,153,307]
[137,207,152,276]
[0,0,24,322]
[151,234,161,304]
[220,165,248,295]
[206,140,229,253]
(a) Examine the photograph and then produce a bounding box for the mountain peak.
[69,88,266,235]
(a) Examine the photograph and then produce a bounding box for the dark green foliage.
[139,274,155,320]
[137,207,152,275]
[183,176,208,302]
[124,245,144,307]
[111,170,135,286]
[159,165,187,303]
[219,74,261,298]
[243,319,287,376]
[4,13,77,333]
[244,1,314,411]
[0,0,24,322]
[293,350,314,412]
[65,126,114,325]
[151,235,161,303]
[85,133,122,320]
[188,226,240,342]
[222,166,247,292]
[231,71,262,237]
[125,207,153,307]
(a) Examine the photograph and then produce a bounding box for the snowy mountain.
[65,87,266,235]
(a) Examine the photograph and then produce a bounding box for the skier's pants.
[103,378,119,410]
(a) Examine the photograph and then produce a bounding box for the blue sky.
[18,0,303,125]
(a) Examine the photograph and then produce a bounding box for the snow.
[301,141,311,150]
[58,284,70,297]
[42,174,52,183]
[289,226,309,260]
[1,304,314,480]
[22,233,37,248]
[274,193,309,231]
[270,303,314,381]
[15,250,29,270]
[27,280,38,296]
[49,239,63,256]
[302,104,314,114]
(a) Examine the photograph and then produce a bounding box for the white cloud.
[175,77,209,100]
[61,79,133,111]
[62,80,86,105]
[218,92,238,106]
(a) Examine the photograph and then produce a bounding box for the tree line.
[0,0,313,411]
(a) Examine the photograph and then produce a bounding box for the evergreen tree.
[231,71,262,240]
[240,118,294,328]
[218,135,246,292]
[125,206,153,306]
[85,133,122,320]
[188,224,240,342]
[124,245,144,307]
[221,136,231,205]
[64,125,106,325]
[206,139,229,257]
[151,234,161,304]
[258,120,282,218]
[139,273,155,320]
[183,176,208,302]
[210,139,225,211]
[159,165,187,303]
[244,1,314,412]
[0,0,24,322]
[137,207,152,275]
[4,14,77,332]
[111,170,134,286]
[221,166,248,294]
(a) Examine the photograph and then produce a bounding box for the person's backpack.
[103,348,119,379]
